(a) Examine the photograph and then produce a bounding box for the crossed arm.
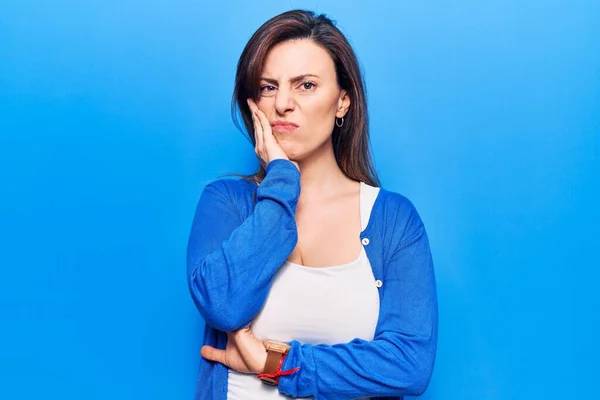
[187,160,438,399]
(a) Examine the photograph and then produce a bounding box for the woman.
[186,9,438,400]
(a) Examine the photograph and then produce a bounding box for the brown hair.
[231,9,380,187]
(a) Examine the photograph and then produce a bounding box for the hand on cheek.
[246,98,299,171]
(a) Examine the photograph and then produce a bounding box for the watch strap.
[258,340,298,385]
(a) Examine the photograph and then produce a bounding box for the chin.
[279,143,302,160]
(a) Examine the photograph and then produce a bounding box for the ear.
[336,90,351,118]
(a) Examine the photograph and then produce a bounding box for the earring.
[335,117,344,127]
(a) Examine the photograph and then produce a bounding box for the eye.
[260,85,277,93]
[259,85,277,97]
[299,81,317,91]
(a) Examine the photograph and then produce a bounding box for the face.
[256,39,350,161]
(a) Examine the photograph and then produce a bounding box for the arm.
[278,201,438,399]
[186,159,301,332]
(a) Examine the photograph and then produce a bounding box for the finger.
[253,115,267,165]
[200,345,227,367]
[247,100,264,153]
[252,111,264,156]
[246,97,257,112]
[247,98,259,140]
[256,108,290,166]
[255,108,277,148]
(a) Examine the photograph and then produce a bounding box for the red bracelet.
[257,353,301,385]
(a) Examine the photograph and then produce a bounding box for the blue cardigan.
[186,159,438,400]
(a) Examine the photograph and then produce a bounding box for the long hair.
[231,9,379,187]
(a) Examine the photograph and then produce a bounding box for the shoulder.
[203,175,257,198]
[373,187,426,244]
[198,175,257,216]
[376,187,422,222]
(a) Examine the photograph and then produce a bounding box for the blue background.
[1,1,599,399]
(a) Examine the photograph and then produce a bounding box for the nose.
[274,87,295,116]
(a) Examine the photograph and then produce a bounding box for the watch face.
[267,341,290,353]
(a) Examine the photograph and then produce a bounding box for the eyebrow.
[260,74,320,85]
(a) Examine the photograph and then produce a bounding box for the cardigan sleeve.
[186,159,301,332]
[278,200,438,399]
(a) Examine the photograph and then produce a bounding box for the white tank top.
[227,182,381,400]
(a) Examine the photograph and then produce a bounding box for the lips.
[271,121,299,132]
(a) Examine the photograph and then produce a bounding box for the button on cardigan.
[186,159,438,400]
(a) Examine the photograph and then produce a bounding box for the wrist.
[257,340,293,385]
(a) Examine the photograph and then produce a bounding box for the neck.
[295,140,356,199]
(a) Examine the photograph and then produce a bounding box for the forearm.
[187,159,301,331]
[278,330,436,399]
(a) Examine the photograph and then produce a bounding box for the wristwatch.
[259,340,291,385]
